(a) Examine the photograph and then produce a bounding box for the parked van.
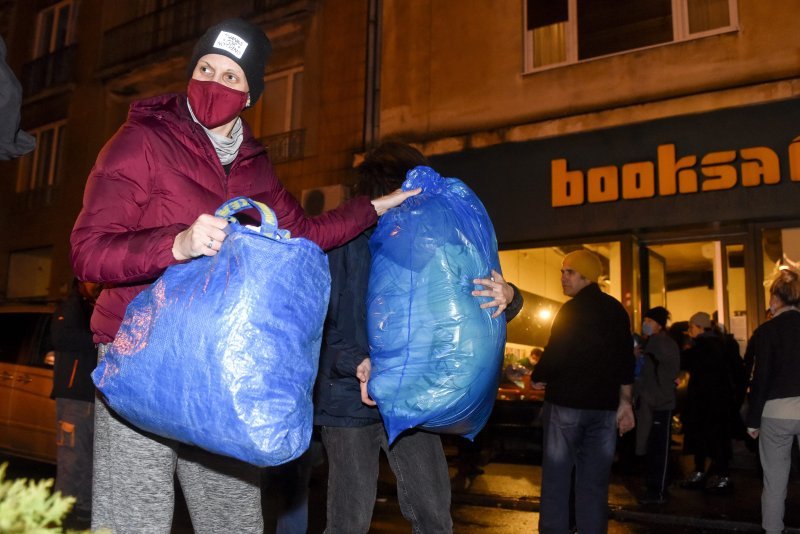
[0,303,56,463]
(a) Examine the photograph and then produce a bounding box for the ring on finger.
[207,238,214,248]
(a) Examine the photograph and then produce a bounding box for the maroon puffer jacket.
[71,93,376,343]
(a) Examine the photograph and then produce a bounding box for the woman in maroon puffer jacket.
[71,18,417,534]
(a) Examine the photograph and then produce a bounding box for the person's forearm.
[619,384,633,406]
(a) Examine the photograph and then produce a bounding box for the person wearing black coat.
[679,311,738,494]
[313,142,523,533]
[745,267,800,534]
[50,279,100,524]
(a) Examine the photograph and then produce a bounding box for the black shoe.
[680,471,707,490]
[705,475,734,495]
[638,491,668,505]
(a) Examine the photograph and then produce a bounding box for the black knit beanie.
[644,306,670,329]
[188,18,272,106]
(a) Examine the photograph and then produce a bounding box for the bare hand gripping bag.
[92,197,330,466]
[367,166,506,443]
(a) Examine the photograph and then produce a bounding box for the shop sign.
[552,138,800,207]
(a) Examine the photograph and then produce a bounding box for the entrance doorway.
[640,238,748,354]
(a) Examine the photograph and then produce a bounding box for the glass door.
[639,237,749,354]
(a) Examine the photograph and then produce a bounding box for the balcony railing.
[100,0,298,71]
[21,46,77,97]
[259,129,305,164]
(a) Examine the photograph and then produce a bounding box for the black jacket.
[533,283,634,411]
[746,308,800,428]
[50,291,96,402]
[313,229,523,427]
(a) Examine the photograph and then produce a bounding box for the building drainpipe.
[363,0,382,150]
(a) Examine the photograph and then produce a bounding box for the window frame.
[523,0,739,73]
[16,121,67,194]
[243,66,304,138]
[33,0,77,59]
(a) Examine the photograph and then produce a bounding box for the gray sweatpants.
[759,416,800,534]
[92,345,263,533]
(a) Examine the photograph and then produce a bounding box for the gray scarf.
[187,101,244,166]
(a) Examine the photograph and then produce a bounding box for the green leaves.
[0,462,75,533]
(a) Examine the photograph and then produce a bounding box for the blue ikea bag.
[367,166,506,443]
[92,197,330,466]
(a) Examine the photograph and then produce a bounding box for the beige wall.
[380,0,800,144]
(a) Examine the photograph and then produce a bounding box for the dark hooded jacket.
[50,289,96,402]
[71,93,376,343]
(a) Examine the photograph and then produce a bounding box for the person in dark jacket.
[635,306,680,505]
[679,311,737,494]
[50,279,100,525]
[314,142,523,533]
[532,249,635,534]
[70,19,417,534]
[746,267,800,534]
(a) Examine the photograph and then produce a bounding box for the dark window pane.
[0,314,49,365]
[37,10,55,57]
[528,0,568,30]
[578,0,673,60]
[55,5,71,49]
[34,129,53,189]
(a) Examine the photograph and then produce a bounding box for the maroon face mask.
[187,79,248,129]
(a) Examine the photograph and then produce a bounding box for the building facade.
[377,0,800,369]
[0,0,371,301]
[3,0,799,379]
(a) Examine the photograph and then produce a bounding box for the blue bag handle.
[215,197,291,239]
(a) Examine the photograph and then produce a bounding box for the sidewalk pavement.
[434,440,800,533]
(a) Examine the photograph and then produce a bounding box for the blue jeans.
[320,423,452,533]
[539,402,617,534]
[55,398,94,514]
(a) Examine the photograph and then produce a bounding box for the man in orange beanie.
[532,249,635,534]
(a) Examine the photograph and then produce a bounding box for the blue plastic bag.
[367,166,506,443]
[92,197,330,466]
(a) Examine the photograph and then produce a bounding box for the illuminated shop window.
[496,242,622,401]
[523,0,737,71]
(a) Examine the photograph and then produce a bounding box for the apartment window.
[524,0,737,71]
[16,122,66,196]
[7,247,53,299]
[244,67,304,137]
[34,0,76,59]
[243,67,305,163]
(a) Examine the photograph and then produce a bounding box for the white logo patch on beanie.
[213,31,249,59]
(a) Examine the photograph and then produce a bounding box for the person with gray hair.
[746,267,800,534]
